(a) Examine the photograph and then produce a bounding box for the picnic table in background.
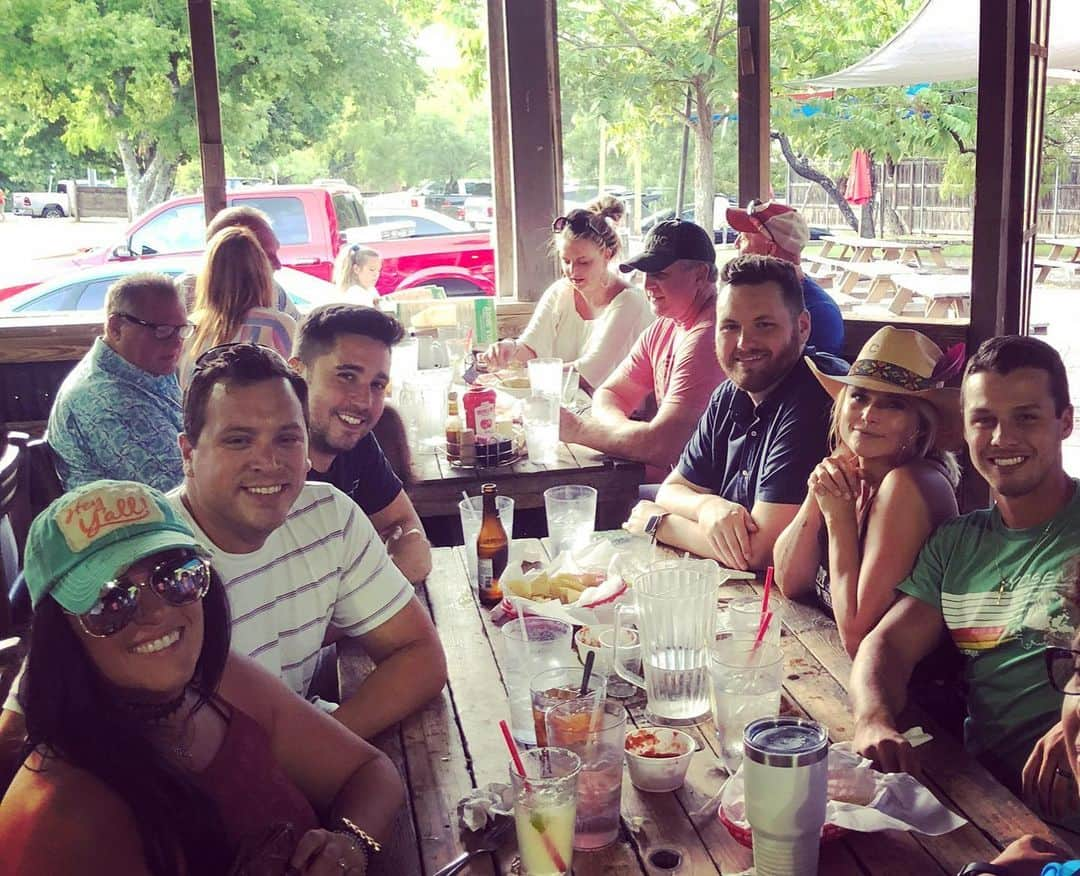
[1036,237,1080,283]
[804,235,950,296]
[340,535,1072,875]
[405,441,644,530]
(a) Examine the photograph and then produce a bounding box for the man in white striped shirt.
[171,342,447,738]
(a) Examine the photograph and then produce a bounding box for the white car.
[0,262,342,316]
[366,207,474,237]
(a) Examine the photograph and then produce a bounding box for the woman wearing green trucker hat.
[0,480,402,875]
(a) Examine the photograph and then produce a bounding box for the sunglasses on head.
[552,210,607,236]
[191,341,289,375]
[72,551,212,638]
[744,199,777,244]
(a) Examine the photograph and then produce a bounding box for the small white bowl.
[625,726,695,793]
[576,625,639,677]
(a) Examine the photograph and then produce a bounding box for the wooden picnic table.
[405,440,645,530]
[813,236,950,296]
[342,536,1072,875]
[889,273,972,318]
[1036,237,1080,283]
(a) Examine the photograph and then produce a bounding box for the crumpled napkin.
[720,743,968,837]
[456,783,515,831]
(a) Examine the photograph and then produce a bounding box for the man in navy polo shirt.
[290,303,432,584]
[625,254,847,571]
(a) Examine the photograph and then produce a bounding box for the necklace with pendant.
[992,515,1057,606]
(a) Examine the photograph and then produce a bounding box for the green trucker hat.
[24,480,204,614]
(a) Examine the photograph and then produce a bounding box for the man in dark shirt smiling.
[290,303,432,584]
[625,255,846,570]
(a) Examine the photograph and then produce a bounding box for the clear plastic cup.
[501,618,574,747]
[529,665,605,748]
[510,747,580,876]
[527,357,564,398]
[459,494,514,585]
[524,394,560,465]
[544,485,597,558]
[545,699,625,850]
[722,596,781,645]
[709,635,783,772]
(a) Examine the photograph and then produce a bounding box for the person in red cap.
[726,200,844,356]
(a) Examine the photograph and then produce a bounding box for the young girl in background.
[333,245,382,307]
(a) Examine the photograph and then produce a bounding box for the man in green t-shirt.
[852,335,1080,822]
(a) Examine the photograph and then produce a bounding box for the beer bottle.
[476,482,508,607]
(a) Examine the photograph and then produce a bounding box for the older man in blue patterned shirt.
[47,272,192,492]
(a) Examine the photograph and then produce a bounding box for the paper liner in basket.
[492,537,635,626]
[718,743,967,844]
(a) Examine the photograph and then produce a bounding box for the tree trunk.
[771,130,859,231]
[117,136,179,217]
[692,79,715,234]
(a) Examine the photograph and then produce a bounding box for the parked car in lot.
[0,183,496,301]
[641,197,829,245]
[419,179,491,220]
[0,261,343,315]
[367,207,473,236]
[13,182,76,218]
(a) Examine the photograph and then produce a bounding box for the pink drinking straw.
[498,719,569,872]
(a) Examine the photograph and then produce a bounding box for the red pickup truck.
[0,184,496,300]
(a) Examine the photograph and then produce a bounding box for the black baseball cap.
[619,219,716,273]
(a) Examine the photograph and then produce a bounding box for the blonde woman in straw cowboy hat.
[774,326,965,658]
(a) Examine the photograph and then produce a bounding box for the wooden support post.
[493,0,563,303]
[737,0,770,206]
[485,0,515,300]
[186,0,226,223]
[963,0,1050,511]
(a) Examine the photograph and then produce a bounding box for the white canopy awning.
[803,0,1080,88]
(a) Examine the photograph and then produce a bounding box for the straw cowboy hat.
[805,326,965,451]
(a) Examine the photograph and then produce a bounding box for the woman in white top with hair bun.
[482,196,653,393]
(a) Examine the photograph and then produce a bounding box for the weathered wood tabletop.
[404,442,644,530]
[344,537,1072,875]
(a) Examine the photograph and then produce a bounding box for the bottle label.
[477,557,496,598]
[475,401,497,441]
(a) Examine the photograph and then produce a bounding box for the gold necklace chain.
[992,514,1058,607]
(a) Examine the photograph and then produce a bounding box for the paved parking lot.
[0,214,127,287]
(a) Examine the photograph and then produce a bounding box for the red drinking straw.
[498,719,569,872]
[752,610,774,651]
[762,565,774,616]
[499,719,527,777]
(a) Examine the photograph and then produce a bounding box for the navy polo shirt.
[308,432,403,516]
[803,276,845,357]
[676,349,849,509]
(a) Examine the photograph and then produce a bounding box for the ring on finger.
[1056,766,1075,781]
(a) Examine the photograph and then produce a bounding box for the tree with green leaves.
[0,0,424,216]
[556,0,1025,236]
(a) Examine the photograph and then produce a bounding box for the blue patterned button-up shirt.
[47,337,185,492]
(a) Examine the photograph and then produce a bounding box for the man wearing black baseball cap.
[560,219,725,480]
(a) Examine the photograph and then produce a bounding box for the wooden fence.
[787,157,1080,238]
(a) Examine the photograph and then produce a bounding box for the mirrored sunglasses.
[74,552,212,638]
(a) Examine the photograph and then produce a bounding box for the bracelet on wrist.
[336,817,381,857]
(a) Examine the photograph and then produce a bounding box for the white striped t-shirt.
[168,482,413,697]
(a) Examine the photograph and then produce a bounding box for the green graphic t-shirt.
[899,481,1080,780]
